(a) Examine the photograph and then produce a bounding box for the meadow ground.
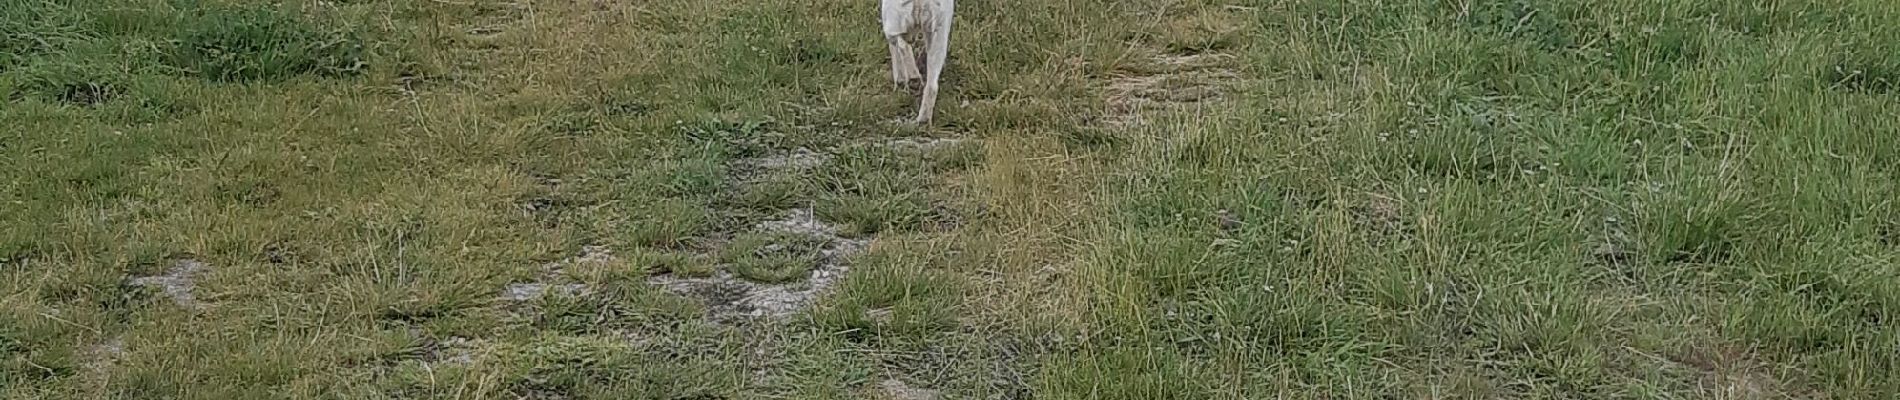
[3,0,1898,398]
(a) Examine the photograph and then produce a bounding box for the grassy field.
[4,0,1898,398]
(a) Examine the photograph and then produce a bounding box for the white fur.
[880,0,954,124]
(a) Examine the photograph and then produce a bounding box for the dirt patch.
[421,336,480,365]
[870,137,970,153]
[873,379,942,400]
[1152,53,1237,70]
[130,259,208,309]
[1213,209,1243,232]
[755,207,843,241]
[568,244,616,265]
[1348,193,1409,237]
[79,337,125,378]
[649,208,869,321]
[500,245,612,301]
[500,283,592,301]
[1591,214,1640,278]
[738,138,971,178]
[1592,241,1634,266]
[740,147,832,171]
[1668,344,1794,399]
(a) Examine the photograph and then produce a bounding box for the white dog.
[880,0,954,124]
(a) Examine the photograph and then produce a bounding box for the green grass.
[721,232,826,284]
[4,0,1898,398]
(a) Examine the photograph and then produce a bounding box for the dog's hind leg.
[886,36,921,91]
[914,8,952,124]
[881,1,922,91]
